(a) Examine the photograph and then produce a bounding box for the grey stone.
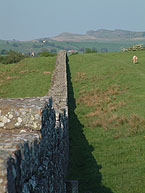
[0,122,4,127]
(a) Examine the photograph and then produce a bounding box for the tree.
[142,32,145,37]
[85,48,97,53]
[50,49,57,53]
[0,49,8,55]
[12,43,19,47]
[79,48,85,52]
[101,48,108,52]
[92,47,98,52]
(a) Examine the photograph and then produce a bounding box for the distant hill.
[86,29,145,40]
[1,29,145,53]
[51,29,145,42]
[51,32,96,42]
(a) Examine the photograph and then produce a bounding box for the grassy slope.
[68,51,145,193]
[0,56,55,98]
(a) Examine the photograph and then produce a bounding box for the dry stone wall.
[6,101,68,193]
[0,51,77,193]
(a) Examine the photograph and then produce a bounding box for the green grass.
[67,51,145,193]
[0,56,55,98]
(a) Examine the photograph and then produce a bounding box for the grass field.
[0,56,55,98]
[68,51,145,193]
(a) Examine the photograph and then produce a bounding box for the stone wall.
[6,101,68,193]
[0,51,77,193]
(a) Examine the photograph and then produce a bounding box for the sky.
[0,0,145,41]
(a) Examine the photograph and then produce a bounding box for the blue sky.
[0,0,145,40]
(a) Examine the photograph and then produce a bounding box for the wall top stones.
[49,50,68,115]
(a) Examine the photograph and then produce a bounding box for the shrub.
[127,44,145,51]
[0,50,25,64]
[70,52,79,56]
[85,48,97,53]
[0,55,4,63]
[38,51,57,57]
[0,49,8,55]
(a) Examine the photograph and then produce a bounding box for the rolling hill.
[51,29,145,42]
[51,32,96,42]
[1,29,145,53]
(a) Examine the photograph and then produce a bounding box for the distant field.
[68,51,145,193]
[0,56,55,98]
[1,39,145,53]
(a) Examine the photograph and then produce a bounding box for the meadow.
[0,56,55,98]
[68,51,145,193]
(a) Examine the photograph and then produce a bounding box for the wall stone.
[6,101,68,193]
[0,51,78,193]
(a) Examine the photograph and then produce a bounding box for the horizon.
[0,0,145,41]
[1,28,145,42]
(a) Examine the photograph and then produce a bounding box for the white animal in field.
[133,55,138,64]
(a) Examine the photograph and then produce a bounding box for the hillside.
[86,29,145,40]
[51,29,145,42]
[1,29,145,53]
[68,51,145,193]
[51,32,96,41]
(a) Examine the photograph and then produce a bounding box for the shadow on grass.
[67,57,114,193]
